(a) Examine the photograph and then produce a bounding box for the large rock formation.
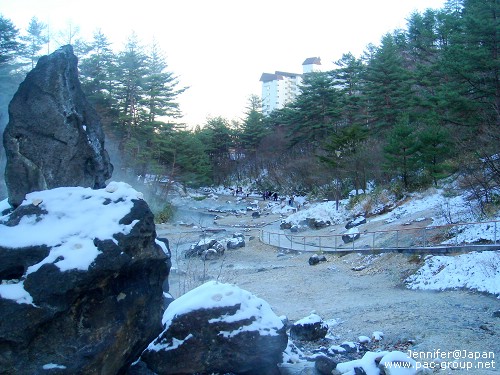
[0,182,170,374]
[139,281,288,375]
[3,45,113,208]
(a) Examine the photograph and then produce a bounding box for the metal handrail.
[259,220,500,253]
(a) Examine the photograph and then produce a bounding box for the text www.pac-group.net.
[385,350,496,371]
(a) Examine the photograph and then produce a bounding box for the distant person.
[273,192,278,201]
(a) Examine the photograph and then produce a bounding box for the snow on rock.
[336,350,417,375]
[336,351,389,374]
[284,200,349,226]
[372,331,384,341]
[141,281,287,375]
[406,251,500,297]
[379,351,418,374]
[290,312,329,341]
[0,182,143,303]
[0,182,169,374]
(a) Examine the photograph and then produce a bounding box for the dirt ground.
[156,195,499,375]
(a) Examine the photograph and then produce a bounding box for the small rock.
[309,254,327,266]
[290,313,328,341]
[345,216,366,229]
[315,355,337,375]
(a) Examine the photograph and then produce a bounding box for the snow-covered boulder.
[140,281,287,374]
[336,350,418,375]
[345,216,366,229]
[0,182,169,374]
[227,236,245,249]
[184,238,225,258]
[342,227,361,244]
[290,313,329,341]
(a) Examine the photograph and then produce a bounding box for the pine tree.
[417,122,454,186]
[0,15,23,65]
[362,32,413,130]
[142,40,187,126]
[79,29,116,105]
[241,94,266,153]
[20,17,47,69]
[383,116,419,189]
[288,71,341,146]
[333,53,365,127]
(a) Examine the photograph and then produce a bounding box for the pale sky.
[2,0,446,128]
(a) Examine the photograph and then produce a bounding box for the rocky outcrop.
[345,216,366,229]
[0,182,169,374]
[290,313,328,341]
[184,238,226,259]
[308,254,327,266]
[342,227,361,244]
[140,281,288,375]
[227,233,245,249]
[3,45,113,208]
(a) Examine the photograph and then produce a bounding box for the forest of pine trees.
[0,0,499,215]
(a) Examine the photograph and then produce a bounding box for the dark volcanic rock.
[3,45,113,207]
[290,313,329,341]
[0,184,169,374]
[141,281,287,375]
[308,254,327,266]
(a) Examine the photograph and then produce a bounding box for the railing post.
[495,221,497,244]
[372,232,375,250]
[319,236,322,251]
[396,230,399,250]
[303,236,306,251]
[334,235,337,251]
[278,232,280,249]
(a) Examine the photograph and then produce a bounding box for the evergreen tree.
[142,40,187,126]
[79,29,116,105]
[241,94,266,153]
[288,71,341,146]
[20,17,47,69]
[199,116,235,185]
[0,15,23,65]
[383,116,419,189]
[321,124,370,195]
[362,32,413,130]
[333,53,365,127]
[417,122,454,186]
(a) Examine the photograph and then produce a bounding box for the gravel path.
[157,196,499,374]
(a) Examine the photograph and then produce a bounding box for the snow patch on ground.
[406,251,500,297]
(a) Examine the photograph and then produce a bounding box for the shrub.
[154,202,176,224]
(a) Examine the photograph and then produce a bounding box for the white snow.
[284,200,349,226]
[358,335,370,343]
[406,251,500,297]
[294,312,323,325]
[0,182,144,304]
[336,350,417,375]
[148,281,284,352]
[0,281,33,305]
[336,351,388,375]
[147,333,194,352]
[42,363,67,370]
[379,351,417,374]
